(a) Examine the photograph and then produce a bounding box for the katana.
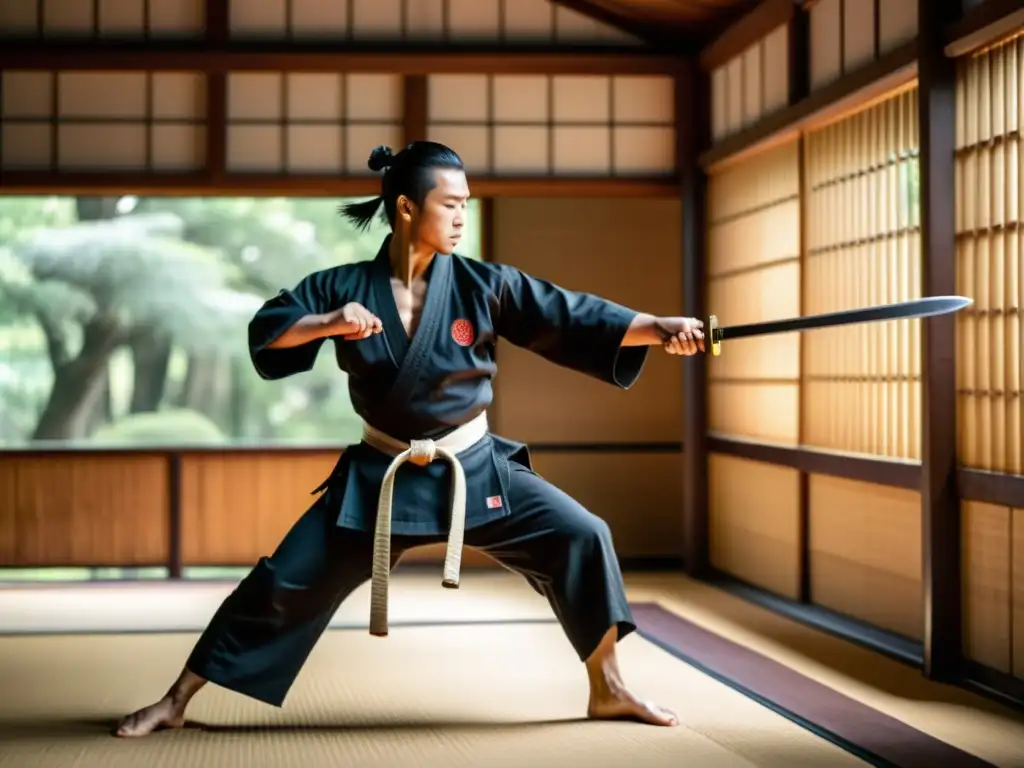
[706,295,973,356]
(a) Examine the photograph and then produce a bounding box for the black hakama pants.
[184,462,635,707]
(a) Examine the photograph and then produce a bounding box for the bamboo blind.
[955,31,1024,474]
[706,140,802,445]
[802,87,923,460]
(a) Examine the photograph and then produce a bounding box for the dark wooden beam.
[548,0,683,49]
[0,171,679,198]
[945,0,1024,57]
[796,136,811,603]
[963,661,1024,713]
[167,453,182,579]
[918,0,962,684]
[402,75,428,146]
[700,39,917,169]
[708,436,922,490]
[787,4,811,104]
[958,469,1024,510]
[205,0,229,185]
[700,0,798,71]
[0,42,682,75]
[680,59,711,577]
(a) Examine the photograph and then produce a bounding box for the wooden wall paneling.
[490,197,683,446]
[961,501,1013,673]
[0,454,170,568]
[178,451,338,565]
[709,453,802,598]
[488,196,684,560]
[529,451,685,560]
[808,474,923,640]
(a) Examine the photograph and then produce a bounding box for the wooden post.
[680,58,710,576]
[205,0,229,184]
[918,0,962,681]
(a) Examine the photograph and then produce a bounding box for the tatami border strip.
[630,602,995,768]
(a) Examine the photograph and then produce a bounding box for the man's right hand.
[332,302,383,341]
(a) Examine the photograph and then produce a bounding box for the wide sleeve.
[493,265,649,389]
[248,267,343,380]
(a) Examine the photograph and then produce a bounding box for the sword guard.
[708,315,721,356]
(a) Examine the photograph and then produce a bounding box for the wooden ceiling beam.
[548,0,687,49]
[0,172,680,198]
[0,42,682,75]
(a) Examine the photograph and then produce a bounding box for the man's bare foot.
[114,697,186,737]
[583,625,678,727]
[587,689,679,727]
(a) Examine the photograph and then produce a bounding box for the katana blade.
[707,295,972,356]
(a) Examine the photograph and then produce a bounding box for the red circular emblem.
[451,319,475,347]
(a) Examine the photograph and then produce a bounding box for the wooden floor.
[1,570,1022,768]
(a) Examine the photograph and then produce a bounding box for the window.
[0,195,483,448]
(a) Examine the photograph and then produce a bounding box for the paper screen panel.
[808,474,922,640]
[961,501,1013,673]
[843,0,876,73]
[810,0,842,90]
[427,73,675,177]
[1,0,204,38]
[877,0,918,54]
[224,0,640,45]
[0,70,206,172]
[226,72,402,174]
[706,140,802,444]
[709,453,801,599]
[709,24,791,144]
[955,31,1024,474]
[802,87,922,460]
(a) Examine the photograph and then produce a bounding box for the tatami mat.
[0,623,868,768]
[2,569,1023,768]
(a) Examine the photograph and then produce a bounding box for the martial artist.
[116,141,705,737]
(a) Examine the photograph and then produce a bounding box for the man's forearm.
[266,312,347,349]
[621,313,674,347]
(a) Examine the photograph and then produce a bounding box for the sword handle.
[708,315,721,356]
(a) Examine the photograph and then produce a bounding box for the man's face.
[411,168,470,254]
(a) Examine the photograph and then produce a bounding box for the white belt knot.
[408,439,437,465]
[361,413,489,637]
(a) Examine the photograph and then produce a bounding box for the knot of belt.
[360,413,489,637]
